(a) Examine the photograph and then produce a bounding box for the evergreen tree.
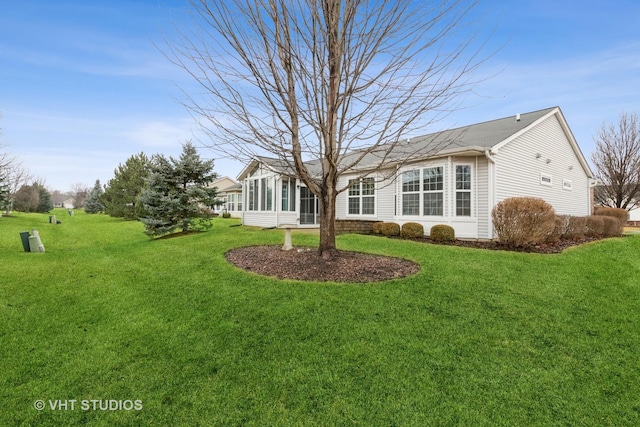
[140,142,219,237]
[102,153,151,219]
[33,182,53,213]
[85,179,105,213]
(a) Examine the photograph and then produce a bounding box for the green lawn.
[1,209,640,426]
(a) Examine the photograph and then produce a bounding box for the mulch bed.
[225,235,609,283]
[225,245,421,283]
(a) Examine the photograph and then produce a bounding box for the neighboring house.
[211,177,243,218]
[237,107,595,239]
[52,193,75,209]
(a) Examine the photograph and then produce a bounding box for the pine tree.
[33,182,52,213]
[102,153,151,219]
[140,142,219,237]
[85,179,105,213]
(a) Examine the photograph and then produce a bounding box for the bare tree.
[1,145,33,215]
[591,112,640,211]
[168,0,488,257]
[69,183,89,209]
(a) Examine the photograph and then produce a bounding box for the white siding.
[494,114,591,217]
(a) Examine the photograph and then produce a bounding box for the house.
[51,193,75,209]
[211,176,243,218]
[237,107,595,239]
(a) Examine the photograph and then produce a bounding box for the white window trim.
[540,173,553,187]
[562,179,572,190]
[399,164,446,217]
[346,177,377,217]
[454,163,473,217]
[422,165,445,217]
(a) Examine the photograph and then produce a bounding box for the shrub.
[595,207,628,235]
[380,222,400,237]
[562,216,586,240]
[601,216,620,237]
[401,222,424,238]
[222,212,231,218]
[546,216,564,243]
[372,222,384,235]
[584,216,604,237]
[430,224,455,242]
[491,197,556,247]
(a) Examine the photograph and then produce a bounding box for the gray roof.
[242,107,562,178]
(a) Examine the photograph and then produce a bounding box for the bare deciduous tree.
[168,0,488,257]
[591,112,640,211]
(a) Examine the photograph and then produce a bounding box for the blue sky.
[1,0,639,192]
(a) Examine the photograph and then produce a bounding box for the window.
[248,180,257,211]
[402,170,420,215]
[348,177,375,215]
[455,165,472,216]
[260,178,273,211]
[247,177,273,211]
[281,178,296,211]
[423,167,443,216]
[540,173,552,186]
[228,194,235,211]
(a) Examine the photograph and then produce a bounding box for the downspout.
[485,149,496,239]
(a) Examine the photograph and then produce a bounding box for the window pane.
[348,179,360,196]
[362,196,375,215]
[423,167,443,191]
[456,192,471,216]
[423,193,443,216]
[402,193,420,215]
[402,170,420,192]
[266,179,273,210]
[456,165,471,190]
[281,179,289,211]
[362,178,375,195]
[348,197,360,215]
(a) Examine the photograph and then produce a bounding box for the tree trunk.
[318,185,338,260]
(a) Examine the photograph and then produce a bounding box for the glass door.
[299,187,318,225]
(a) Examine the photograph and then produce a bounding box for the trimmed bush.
[563,216,586,240]
[430,224,455,242]
[380,222,400,237]
[492,197,556,247]
[372,221,384,235]
[601,216,620,237]
[584,216,604,237]
[595,207,628,235]
[546,216,564,243]
[401,222,424,238]
[222,212,231,218]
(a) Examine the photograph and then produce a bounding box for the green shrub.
[401,222,424,238]
[601,216,620,237]
[491,197,556,247]
[372,222,384,235]
[562,216,586,239]
[430,224,455,242]
[595,207,628,235]
[380,222,400,237]
[222,212,231,218]
[584,215,604,237]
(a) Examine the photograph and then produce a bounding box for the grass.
[1,209,640,426]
